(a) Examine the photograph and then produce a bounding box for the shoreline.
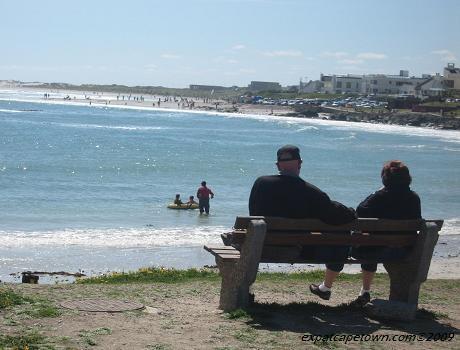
[2,233,459,283]
[2,92,460,145]
[2,86,459,131]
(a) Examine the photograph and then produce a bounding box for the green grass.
[18,302,61,318]
[233,327,257,343]
[77,267,377,285]
[225,308,250,319]
[0,288,34,309]
[1,288,61,319]
[257,270,387,283]
[77,267,220,284]
[0,330,54,350]
[78,327,112,346]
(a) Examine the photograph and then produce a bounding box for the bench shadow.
[244,302,459,336]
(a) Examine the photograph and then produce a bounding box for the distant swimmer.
[174,194,183,205]
[196,181,214,215]
[186,196,198,206]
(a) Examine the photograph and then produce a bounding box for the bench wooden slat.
[231,231,416,247]
[204,245,240,261]
[234,216,423,232]
[212,250,240,255]
[204,246,236,251]
[215,254,240,262]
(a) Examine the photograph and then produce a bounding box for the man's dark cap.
[277,145,301,162]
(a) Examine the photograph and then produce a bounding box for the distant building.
[415,74,446,97]
[361,71,427,95]
[189,84,226,91]
[297,64,458,96]
[320,74,362,94]
[299,80,323,93]
[443,63,460,90]
[283,85,299,92]
[248,81,282,92]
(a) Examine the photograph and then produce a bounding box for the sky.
[1,0,459,88]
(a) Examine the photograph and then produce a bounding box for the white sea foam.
[52,122,170,131]
[294,125,319,132]
[0,116,171,132]
[0,226,225,248]
[0,108,23,113]
[441,218,460,235]
[443,147,460,152]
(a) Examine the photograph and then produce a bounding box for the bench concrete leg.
[384,268,422,305]
[217,220,267,312]
[382,221,440,319]
[217,259,239,311]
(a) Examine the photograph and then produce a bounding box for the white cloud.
[232,44,246,50]
[263,50,303,57]
[214,57,239,64]
[321,51,349,58]
[356,52,387,60]
[338,59,364,65]
[239,68,256,74]
[160,53,181,59]
[144,64,157,71]
[432,49,457,61]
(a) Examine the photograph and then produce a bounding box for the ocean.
[1,90,459,282]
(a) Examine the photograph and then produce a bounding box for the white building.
[299,69,443,96]
[319,74,362,94]
[248,81,282,92]
[361,71,428,95]
[443,63,460,90]
[415,74,446,97]
[299,80,323,93]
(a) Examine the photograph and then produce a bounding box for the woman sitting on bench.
[310,160,421,306]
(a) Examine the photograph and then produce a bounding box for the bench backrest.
[229,216,443,264]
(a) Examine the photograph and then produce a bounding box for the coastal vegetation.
[76,267,393,285]
[77,267,220,284]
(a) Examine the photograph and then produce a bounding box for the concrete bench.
[204,216,443,320]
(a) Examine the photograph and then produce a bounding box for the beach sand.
[15,87,294,116]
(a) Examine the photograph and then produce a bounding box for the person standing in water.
[197,181,214,214]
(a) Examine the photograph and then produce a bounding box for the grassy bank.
[1,268,459,349]
[76,267,379,285]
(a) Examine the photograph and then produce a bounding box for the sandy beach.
[7,86,295,116]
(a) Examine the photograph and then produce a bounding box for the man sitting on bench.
[310,160,421,306]
[249,144,356,265]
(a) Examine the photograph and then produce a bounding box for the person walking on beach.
[197,181,214,214]
[309,160,421,306]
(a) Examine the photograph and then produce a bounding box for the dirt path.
[1,276,459,349]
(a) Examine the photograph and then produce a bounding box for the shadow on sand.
[244,301,459,338]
